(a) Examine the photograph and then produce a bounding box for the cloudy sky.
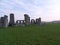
[0,0,60,22]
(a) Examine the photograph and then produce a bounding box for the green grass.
[0,23,60,45]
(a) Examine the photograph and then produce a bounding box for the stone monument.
[36,18,41,25]
[0,15,8,27]
[31,19,35,24]
[4,15,8,27]
[24,14,30,25]
[9,13,15,26]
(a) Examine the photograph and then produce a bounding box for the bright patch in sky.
[0,0,60,21]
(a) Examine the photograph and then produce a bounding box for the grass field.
[0,23,60,45]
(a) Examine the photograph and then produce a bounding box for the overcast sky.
[0,0,60,22]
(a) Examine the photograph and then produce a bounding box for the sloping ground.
[0,24,60,45]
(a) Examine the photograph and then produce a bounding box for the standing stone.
[16,20,25,26]
[0,17,4,27]
[36,19,38,24]
[18,20,25,26]
[38,18,41,25]
[19,21,21,24]
[4,15,8,27]
[0,15,8,27]
[9,13,15,26]
[16,20,19,26]
[0,18,1,27]
[31,19,35,24]
[36,18,41,25]
[24,14,30,25]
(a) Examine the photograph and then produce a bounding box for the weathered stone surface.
[9,13,15,26]
[0,15,8,27]
[4,15,8,27]
[0,17,4,27]
[24,14,30,25]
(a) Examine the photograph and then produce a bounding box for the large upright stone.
[36,18,41,25]
[24,14,30,25]
[38,18,41,25]
[9,13,15,26]
[0,17,4,27]
[4,15,8,27]
[31,19,35,24]
[0,18,1,27]
[0,15,8,27]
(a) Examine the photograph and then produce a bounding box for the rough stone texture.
[24,14,30,25]
[9,13,15,26]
